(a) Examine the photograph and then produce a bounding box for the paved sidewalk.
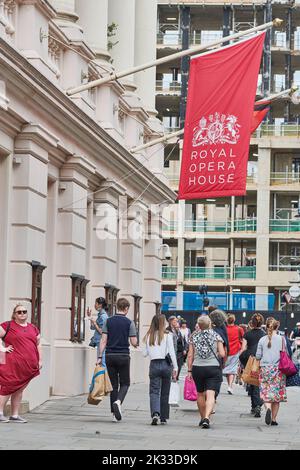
[1,378,300,450]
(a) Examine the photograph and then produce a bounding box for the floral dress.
[259,366,287,403]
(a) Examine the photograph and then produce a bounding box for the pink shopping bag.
[183,376,197,401]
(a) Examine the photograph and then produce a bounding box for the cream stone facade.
[0,0,176,410]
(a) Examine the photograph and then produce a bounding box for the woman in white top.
[143,314,178,425]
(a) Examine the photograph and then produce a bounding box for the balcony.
[234,219,257,232]
[184,266,230,280]
[164,126,180,134]
[183,266,256,280]
[270,265,300,272]
[253,124,300,138]
[157,32,181,47]
[270,172,300,185]
[270,219,300,232]
[233,266,256,280]
[163,219,257,233]
[156,80,181,95]
[185,220,230,233]
[162,266,178,280]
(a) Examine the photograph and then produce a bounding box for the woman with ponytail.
[143,315,178,425]
[256,317,287,426]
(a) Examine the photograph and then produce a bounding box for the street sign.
[289,285,300,299]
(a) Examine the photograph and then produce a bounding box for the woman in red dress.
[0,304,42,423]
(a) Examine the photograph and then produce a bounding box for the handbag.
[202,333,223,369]
[165,333,172,366]
[279,337,298,377]
[241,356,260,387]
[183,376,197,401]
[168,380,180,405]
[286,363,300,387]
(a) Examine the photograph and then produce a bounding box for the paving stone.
[1,379,300,450]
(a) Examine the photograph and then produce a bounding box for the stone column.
[90,181,125,303]
[108,0,136,89]
[75,0,110,63]
[50,0,77,21]
[53,156,91,396]
[17,0,56,78]
[134,0,165,178]
[0,130,13,319]
[13,124,56,410]
[119,199,149,382]
[256,146,271,287]
[134,0,157,112]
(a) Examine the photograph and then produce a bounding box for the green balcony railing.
[233,266,256,280]
[185,220,230,232]
[162,267,178,280]
[270,172,300,185]
[234,219,257,232]
[184,267,230,280]
[270,219,300,232]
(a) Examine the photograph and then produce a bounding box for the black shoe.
[112,401,122,421]
[160,418,167,425]
[271,421,278,426]
[265,409,272,426]
[199,419,204,427]
[251,408,256,415]
[151,413,159,425]
[254,406,261,418]
[201,418,210,429]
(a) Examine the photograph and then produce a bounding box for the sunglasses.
[15,310,27,314]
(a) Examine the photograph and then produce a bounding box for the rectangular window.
[71,275,89,343]
[31,261,46,331]
[105,284,120,317]
[132,295,142,345]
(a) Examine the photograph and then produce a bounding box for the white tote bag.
[168,381,180,405]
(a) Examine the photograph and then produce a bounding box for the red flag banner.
[178,33,265,200]
[251,99,271,133]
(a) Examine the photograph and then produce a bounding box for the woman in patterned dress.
[256,317,287,426]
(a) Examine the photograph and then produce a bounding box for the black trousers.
[106,355,130,413]
[249,385,263,409]
[176,354,185,380]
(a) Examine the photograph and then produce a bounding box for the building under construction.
[157,1,300,316]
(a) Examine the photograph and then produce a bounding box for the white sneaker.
[112,401,122,421]
[0,415,9,423]
[227,387,233,395]
[112,415,118,423]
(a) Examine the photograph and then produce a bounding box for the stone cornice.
[0,37,176,204]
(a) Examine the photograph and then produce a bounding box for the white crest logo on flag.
[192,112,241,147]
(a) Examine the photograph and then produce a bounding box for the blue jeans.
[149,359,172,420]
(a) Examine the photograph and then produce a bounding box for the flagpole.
[257,85,298,103]
[67,19,283,97]
[130,85,299,154]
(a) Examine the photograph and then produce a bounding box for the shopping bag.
[87,365,113,405]
[183,376,197,401]
[168,381,180,405]
[241,356,260,387]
